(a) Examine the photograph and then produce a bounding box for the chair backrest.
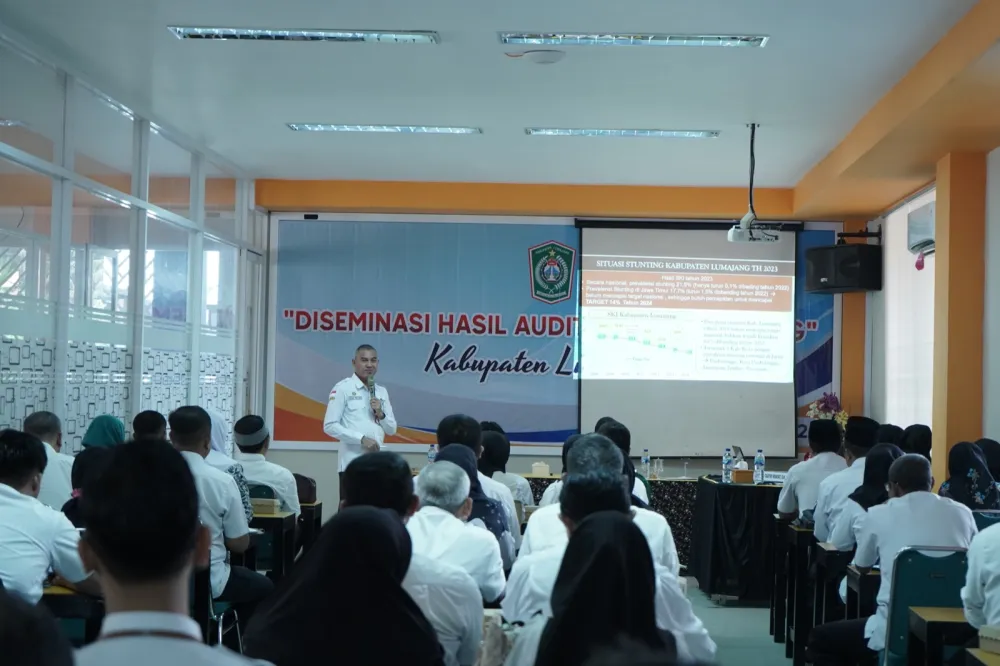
[513,499,524,524]
[973,511,1000,532]
[248,483,277,499]
[883,546,967,666]
[189,565,212,642]
[293,473,317,503]
[635,472,651,498]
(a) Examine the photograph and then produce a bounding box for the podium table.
[689,475,782,601]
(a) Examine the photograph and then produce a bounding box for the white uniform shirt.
[38,441,75,510]
[502,545,715,663]
[323,375,397,472]
[493,472,535,509]
[962,522,1000,628]
[854,491,977,651]
[479,471,522,550]
[828,498,868,551]
[538,480,562,507]
[180,451,251,597]
[236,453,301,517]
[519,503,680,575]
[76,612,273,666]
[777,452,847,518]
[0,483,89,603]
[813,457,867,542]
[403,553,483,666]
[407,506,506,602]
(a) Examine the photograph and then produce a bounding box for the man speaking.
[323,344,397,493]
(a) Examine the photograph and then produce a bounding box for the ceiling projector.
[728,212,778,243]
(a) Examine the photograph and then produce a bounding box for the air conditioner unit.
[907,200,935,255]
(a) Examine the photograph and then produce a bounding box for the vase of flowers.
[806,392,849,429]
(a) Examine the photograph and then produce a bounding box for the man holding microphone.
[323,344,397,496]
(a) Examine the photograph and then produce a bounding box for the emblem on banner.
[529,241,576,304]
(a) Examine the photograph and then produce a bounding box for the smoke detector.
[505,49,566,65]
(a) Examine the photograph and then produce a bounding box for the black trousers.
[808,617,876,666]
[218,564,274,637]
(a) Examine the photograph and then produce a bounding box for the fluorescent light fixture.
[168,27,440,44]
[499,33,769,48]
[287,124,481,134]
[0,119,26,128]
[526,128,720,139]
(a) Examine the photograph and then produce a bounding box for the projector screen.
[579,226,798,458]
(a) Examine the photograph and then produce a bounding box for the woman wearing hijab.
[505,511,677,666]
[976,438,1000,483]
[539,433,581,507]
[80,415,125,448]
[828,443,904,551]
[479,430,534,510]
[900,424,932,461]
[244,506,444,666]
[203,408,253,521]
[939,441,1000,510]
[435,444,516,569]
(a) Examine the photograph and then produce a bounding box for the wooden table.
[251,511,296,580]
[41,584,104,644]
[967,648,1000,665]
[785,524,814,666]
[299,501,323,553]
[771,513,792,643]
[845,565,880,620]
[814,541,852,626]
[908,606,975,666]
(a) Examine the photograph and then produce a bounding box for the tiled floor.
[688,584,788,666]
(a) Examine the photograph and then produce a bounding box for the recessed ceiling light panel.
[169,27,440,44]
[499,33,768,48]
[526,128,720,139]
[287,124,481,134]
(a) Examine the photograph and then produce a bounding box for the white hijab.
[204,408,236,469]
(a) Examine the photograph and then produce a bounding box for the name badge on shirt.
[348,392,363,402]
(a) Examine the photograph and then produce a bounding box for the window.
[144,215,189,322]
[202,238,237,329]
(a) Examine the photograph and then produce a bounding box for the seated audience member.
[0,430,96,602]
[332,452,481,666]
[875,423,904,446]
[828,443,904,551]
[976,438,1000,482]
[778,419,846,519]
[812,416,880,541]
[23,411,73,509]
[504,472,716,664]
[480,421,505,435]
[168,407,272,629]
[233,415,300,517]
[81,414,126,448]
[597,420,649,504]
[436,444,516,569]
[539,434,581,507]
[520,434,679,574]
[437,414,520,550]
[410,461,505,602]
[479,429,534,509]
[900,424,932,461]
[205,408,253,521]
[962,506,1000,629]
[74,441,266,666]
[808,454,977,665]
[61,447,113,528]
[131,410,166,440]
[505,512,685,666]
[939,441,1000,510]
[0,587,73,666]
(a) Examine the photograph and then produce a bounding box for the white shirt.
[479,471,522,551]
[777,452,847,518]
[813,457,867,541]
[539,480,562,507]
[180,451,250,597]
[403,553,483,666]
[493,471,535,509]
[323,374,397,472]
[38,441,75,510]
[633,477,649,504]
[236,453,301,516]
[519,503,680,576]
[854,491,977,651]
[407,506,506,602]
[0,484,89,604]
[828,498,868,551]
[502,546,715,664]
[75,611,272,666]
[962,523,1000,628]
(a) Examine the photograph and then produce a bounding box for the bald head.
[888,453,933,497]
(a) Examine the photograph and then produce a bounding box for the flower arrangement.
[806,392,849,429]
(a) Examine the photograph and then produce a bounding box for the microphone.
[368,376,380,424]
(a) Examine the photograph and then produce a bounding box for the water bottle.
[722,448,733,484]
[641,449,651,477]
[754,449,766,485]
[427,444,437,464]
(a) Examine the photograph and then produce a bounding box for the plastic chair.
[248,484,277,500]
[972,511,1000,532]
[190,565,242,651]
[635,472,652,499]
[882,546,968,666]
[513,500,524,524]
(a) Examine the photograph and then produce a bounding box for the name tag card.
[763,471,787,485]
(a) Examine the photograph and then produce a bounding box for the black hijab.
[244,506,443,666]
[535,512,674,666]
[848,443,904,510]
[478,431,510,477]
[976,438,1000,480]
[901,424,932,461]
[435,444,510,544]
[941,442,1000,510]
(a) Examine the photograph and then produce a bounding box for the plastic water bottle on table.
[754,449,766,484]
[722,448,733,484]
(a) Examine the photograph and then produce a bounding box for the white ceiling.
[0,0,978,186]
